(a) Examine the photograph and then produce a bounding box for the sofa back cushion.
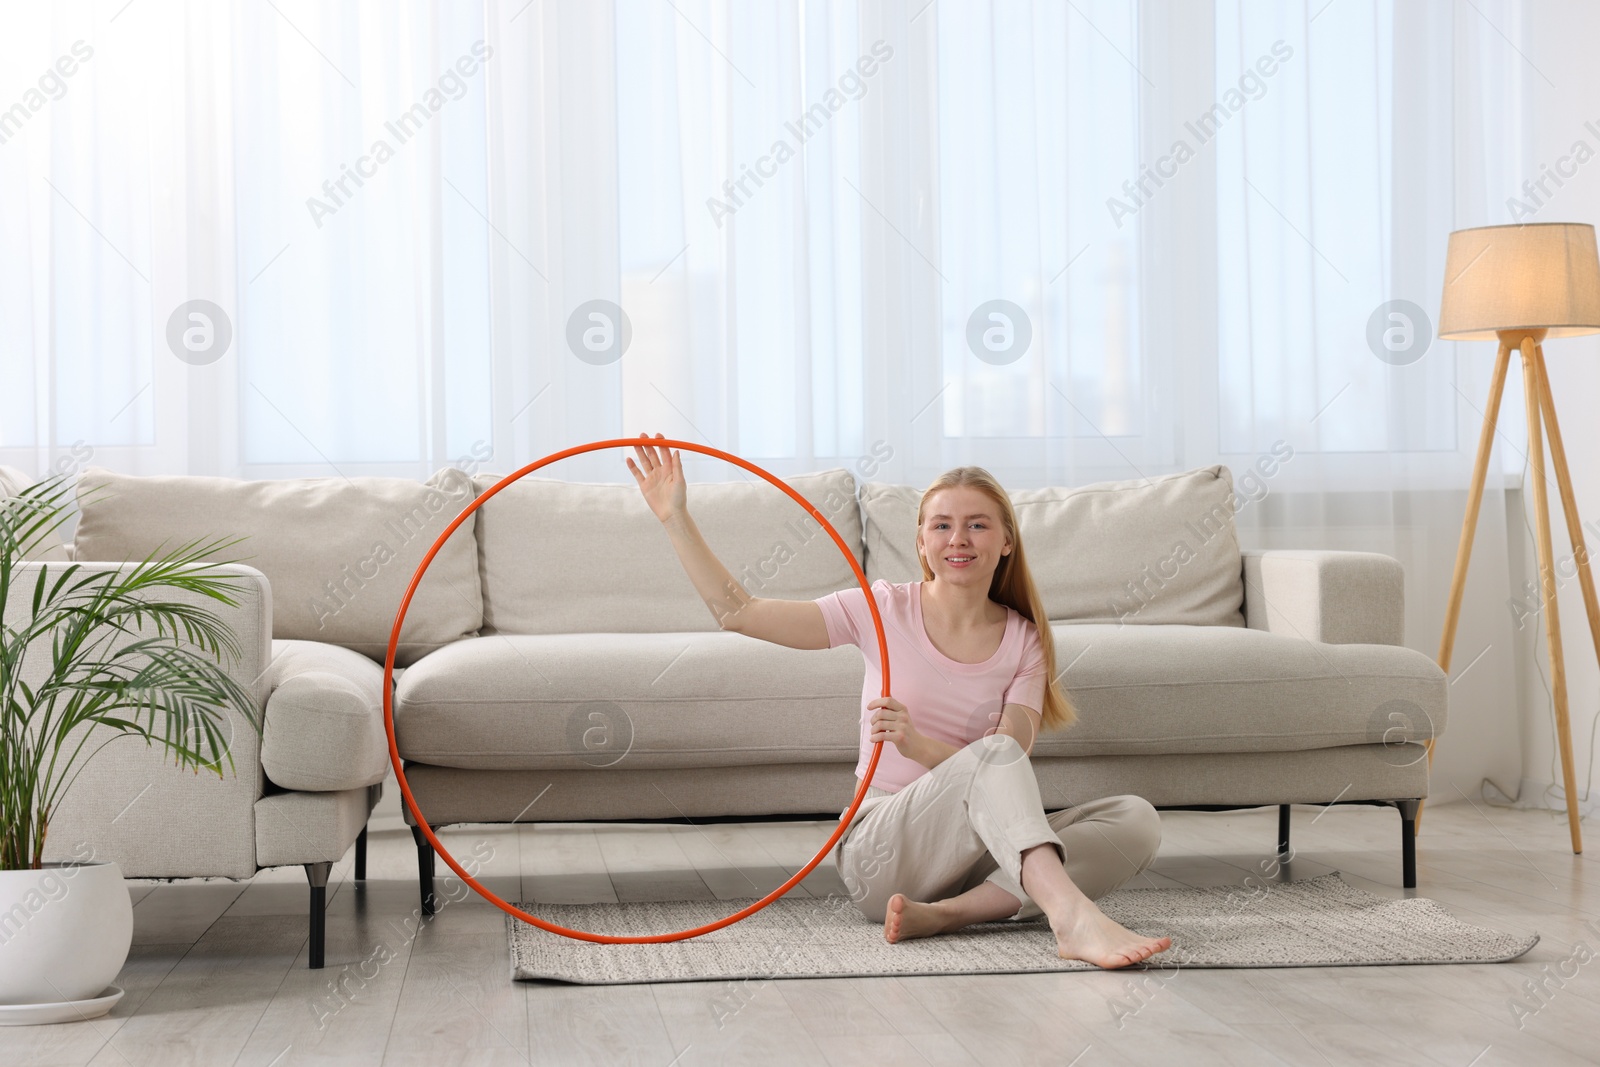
[0,465,27,497]
[859,465,1246,626]
[72,466,482,665]
[0,470,72,566]
[473,467,864,634]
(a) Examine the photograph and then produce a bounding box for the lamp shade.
[1438,222,1600,340]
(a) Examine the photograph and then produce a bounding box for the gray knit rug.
[506,873,1537,985]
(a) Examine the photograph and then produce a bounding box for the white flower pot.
[0,862,133,1005]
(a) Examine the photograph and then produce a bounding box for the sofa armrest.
[14,561,273,879]
[261,640,390,792]
[1241,549,1405,646]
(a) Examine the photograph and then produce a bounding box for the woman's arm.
[626,433,752,629]
[626,432,830,647]
[658,493,832,647]
[910,735,961,771]
[869,695,961,769]
[660,508,754,630]
[897,703,1040,770]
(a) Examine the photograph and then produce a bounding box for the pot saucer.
[0,985,125,1026]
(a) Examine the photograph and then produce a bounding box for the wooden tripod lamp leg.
[1530,345,1588,854]
[1423,339,1513,831]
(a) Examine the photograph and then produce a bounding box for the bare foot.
[883,893,950,943]
[1051,902,1171,969]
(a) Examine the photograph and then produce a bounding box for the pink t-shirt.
[812,579,1048,793]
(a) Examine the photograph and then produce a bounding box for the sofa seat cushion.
[1035,624,1446,758]
[395,623,1446,770]
[394,631,865,769]
[261,640,391,791]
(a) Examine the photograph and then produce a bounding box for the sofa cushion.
[0,465,28,497]
[393,622,1444,770]
[261,640,391,792]
[394,631,865,769]
[860,465,1246,626]
[1035,623,1445,758]
[1244,549,1406,645]
[0,465,72,561]
[72,466,481,665]
[472,467,864,635]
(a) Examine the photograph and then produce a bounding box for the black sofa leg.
[354,826,368,881]
[1277,805,1291,855]
[305,861,332,969]
[1397,799,1420,889]
[411,824,436,916]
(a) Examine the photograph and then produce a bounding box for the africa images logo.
[1106,39,1293,229]
[305,41,493,228]
[705,40,894,227]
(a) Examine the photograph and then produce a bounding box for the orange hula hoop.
[382,437,891,943]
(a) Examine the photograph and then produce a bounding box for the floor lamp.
[1431,221,1600,854]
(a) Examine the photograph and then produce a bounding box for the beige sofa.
[7,461,1445,968]
[391,463,1445,909]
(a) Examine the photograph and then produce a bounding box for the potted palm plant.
[0,474,260,1019]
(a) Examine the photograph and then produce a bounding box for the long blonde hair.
[915,466,1077,733]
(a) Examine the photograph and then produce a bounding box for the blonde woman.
[627,432,1170,968]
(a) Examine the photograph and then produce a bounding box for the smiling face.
[917,485,1012,586]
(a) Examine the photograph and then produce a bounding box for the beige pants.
[832,734,1162,923]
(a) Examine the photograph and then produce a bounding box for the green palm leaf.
[1,475,263,869]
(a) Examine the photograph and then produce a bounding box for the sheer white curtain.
[883,0,1525,799]
[0,1,238,476]
[0,0,1537,798]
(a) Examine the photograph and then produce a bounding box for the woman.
[626,432,1170,968]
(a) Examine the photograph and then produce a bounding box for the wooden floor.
[4,786,1596,1066]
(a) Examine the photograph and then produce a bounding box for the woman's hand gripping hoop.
[382,438,891,943]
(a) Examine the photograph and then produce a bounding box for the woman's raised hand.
[625,431,687,523]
